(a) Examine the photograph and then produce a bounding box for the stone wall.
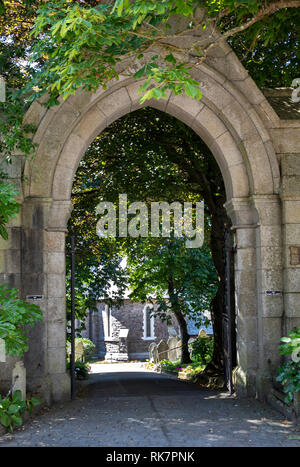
[81,300,181,361]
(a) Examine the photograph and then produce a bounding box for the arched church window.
[143,305,155,340]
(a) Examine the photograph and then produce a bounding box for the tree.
[127,238,217,364]
[1,0,299,160]
[26,0,300,107]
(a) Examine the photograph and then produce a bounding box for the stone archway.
[16,47,284,404]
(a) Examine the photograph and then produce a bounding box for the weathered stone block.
[271,128,300,153]
[260,268,283,292]
[284,293,300,318]
[47,274,66,299]
[50,373,70,403]
[47,252,65,275]
[261,317,282,344]
[259,246,282,270]
[225,52,249,81]
[222,100,257,142]
[97,87,131,126]
[235,248,256,271]
[260,293,283,318]
[226,163,250,198]
[236,340,258,370]
[281,153,300,176]
[59,133,86,171]
[44,230,65,253]
[167,92,204,127]
[48,347,67,374]
[282,175,300,197]
[47,297,66,322]
[235,228,256,249]
[237,316,258,342]
[192,105,227,140]
[283,224,300,246]
[47,321,66,348]
[258,225,281,247]
[282,200,300,224]
[236,293,257,317]
[284,268,300,293]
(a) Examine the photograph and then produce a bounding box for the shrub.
[0,284,43,356]
[190,336,214,364]
[276,327,300,403]
[80,338,95,359]
[67,360,91,380]
[66,337,95,361]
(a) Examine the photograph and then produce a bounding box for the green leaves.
[0,181,20,241]
[134,59,202,104]
[0,284,43,356]
[0,390,40,432]
[128,239,217,327]
[185,82,202,100]
[276,327,300,403]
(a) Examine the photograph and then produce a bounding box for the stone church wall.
[80,300,181,361]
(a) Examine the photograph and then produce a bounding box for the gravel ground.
[0,362,299,447]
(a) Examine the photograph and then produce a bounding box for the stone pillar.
[226,198,259,397]
[280,153,300,334]
[226,196,283,400]
[252,195,283,399]
[21,198,72,404]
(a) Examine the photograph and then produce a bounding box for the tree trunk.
[173,309,192,364]
[167,278,192,364]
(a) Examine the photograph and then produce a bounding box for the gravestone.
[199,329,208,338]
[12,361,26,400]
[157,339,168,361]
[188,337,197,352]
[152,345,159,364]
[167,337,179,362]
[148,342,156,362]
[75,340,84,361]
[176,340,182,360]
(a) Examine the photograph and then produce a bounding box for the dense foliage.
[0,179,19,240]
[23,0,300,106]
[190,335,214,364]
[276,328,300,403]
[0,284,42,356]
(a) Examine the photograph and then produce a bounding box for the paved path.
[0,363,299,447]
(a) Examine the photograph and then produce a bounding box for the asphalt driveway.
[0,363,299,447]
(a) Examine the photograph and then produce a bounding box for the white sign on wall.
[0,338,6,362]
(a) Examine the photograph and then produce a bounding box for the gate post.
[225,198,259,397]
[22,198,72,404]
[252,195,283,400]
